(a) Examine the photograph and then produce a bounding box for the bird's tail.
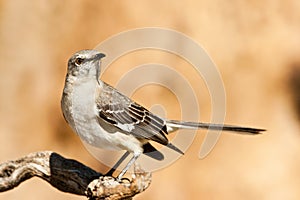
[166,120,265,135]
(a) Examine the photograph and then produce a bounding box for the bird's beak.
[94,53,106,60]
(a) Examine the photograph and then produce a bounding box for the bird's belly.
[73,116,142,153]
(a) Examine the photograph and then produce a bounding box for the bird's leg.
[105,151,130,176]
[116,152,141,181]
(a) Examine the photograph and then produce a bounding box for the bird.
[61,49,265,181]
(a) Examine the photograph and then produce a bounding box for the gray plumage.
[61,49,265,180]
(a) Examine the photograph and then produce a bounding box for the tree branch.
[0,151,151,200]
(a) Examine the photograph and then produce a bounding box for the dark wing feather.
[96,83,169,146]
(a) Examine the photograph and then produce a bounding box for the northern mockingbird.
[61,49,265,181]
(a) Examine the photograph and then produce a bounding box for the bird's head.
[67,49,106,83]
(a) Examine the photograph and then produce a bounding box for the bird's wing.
[96,82,169,146]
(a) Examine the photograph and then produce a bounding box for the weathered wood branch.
[0,151,151,200]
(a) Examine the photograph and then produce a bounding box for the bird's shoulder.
[96,82,131,107]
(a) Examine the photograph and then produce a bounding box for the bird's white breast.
[71,80,102,144]
[69,80,143,153]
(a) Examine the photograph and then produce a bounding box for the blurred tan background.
[1,0,300,199]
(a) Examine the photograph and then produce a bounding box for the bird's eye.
[75,58,84,66]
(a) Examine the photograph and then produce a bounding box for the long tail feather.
[166,120,265,135]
